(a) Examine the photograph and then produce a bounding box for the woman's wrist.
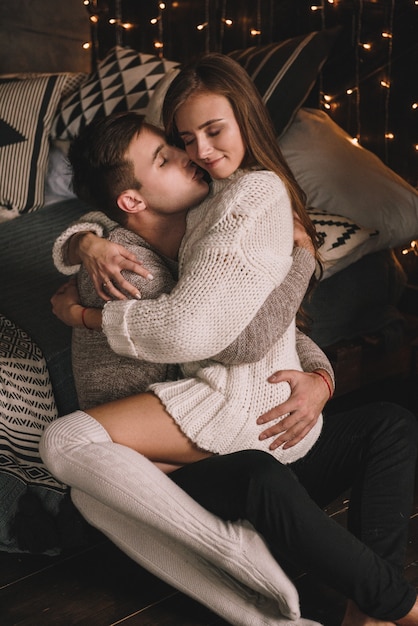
[67,231,97,265]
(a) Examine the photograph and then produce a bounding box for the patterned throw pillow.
[228,27,340,138]
[52,46,180,140]
[308,209,379,277]
[0,74,71,215]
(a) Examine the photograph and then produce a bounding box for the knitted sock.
[39,410,299,619]
[72,489,322,626]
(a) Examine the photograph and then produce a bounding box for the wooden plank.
[0,541,177,626]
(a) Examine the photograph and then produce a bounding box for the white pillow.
[44,145,76,206]
[279,108,418,252]
[145,67,180,129]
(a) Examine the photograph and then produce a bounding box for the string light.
[402,240,418,257]
[151,0,166,57]
[383,0,395,164]
[200,0,210,53]
[250,0,262,38]
[82,0,417,183]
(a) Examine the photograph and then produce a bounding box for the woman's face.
[175,91,246,180]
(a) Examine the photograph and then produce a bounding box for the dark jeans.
[171,401,418,621]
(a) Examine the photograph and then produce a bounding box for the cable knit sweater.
[57,212,333,407]
[97,170,324,463]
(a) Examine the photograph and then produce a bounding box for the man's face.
[126,126,209,215]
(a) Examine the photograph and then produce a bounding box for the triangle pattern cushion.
[52,46,180,141]
[0,119,26,148]
[0,74,69,214]
[307,209,379,278]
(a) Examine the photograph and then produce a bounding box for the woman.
[41,54,418,625]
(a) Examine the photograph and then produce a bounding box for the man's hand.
[257,369,330,450]
[75,232,153,301]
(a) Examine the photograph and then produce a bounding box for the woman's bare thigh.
[88,391,211,465]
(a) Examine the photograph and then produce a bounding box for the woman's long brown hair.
[162,53,321,257]
[162,53,321,327]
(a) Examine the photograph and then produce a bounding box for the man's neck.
[126,212,186,260]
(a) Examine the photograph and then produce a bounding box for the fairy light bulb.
[197,22,208,30]
[381,79,391,88]
[402,240,418,256]
[250,28,261,36]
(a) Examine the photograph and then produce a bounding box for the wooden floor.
[1,371,418,626]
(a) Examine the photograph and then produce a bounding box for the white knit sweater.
[101,170,323,463]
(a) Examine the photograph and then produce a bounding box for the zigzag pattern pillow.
[229,27,340,138]
[52,46,180,140]
[308,209,379,276]
[0,74,70,215]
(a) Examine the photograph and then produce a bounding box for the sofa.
[1,30,418,554]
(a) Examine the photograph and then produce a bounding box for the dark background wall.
[0,0,90,74]
[90,0,418,187]
[0,1,416,186]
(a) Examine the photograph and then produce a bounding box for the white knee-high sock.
[72,489,322,626]
[39,410,299,619]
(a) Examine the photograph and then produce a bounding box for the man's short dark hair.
[68,112,147,224]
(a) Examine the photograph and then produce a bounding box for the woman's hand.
[257,369,331,450]
[51,279,84,327]
[75,232,154,301]
[51,279,103,330]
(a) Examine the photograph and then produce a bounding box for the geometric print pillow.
[228,27,340,138]
[308,209,379,276]
[52,46,180,140]
[0,74,69,215]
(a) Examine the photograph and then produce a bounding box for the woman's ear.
[117,190,146,214]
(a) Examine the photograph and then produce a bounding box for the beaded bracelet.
[312,370,333,400]
[81,307,93,331]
